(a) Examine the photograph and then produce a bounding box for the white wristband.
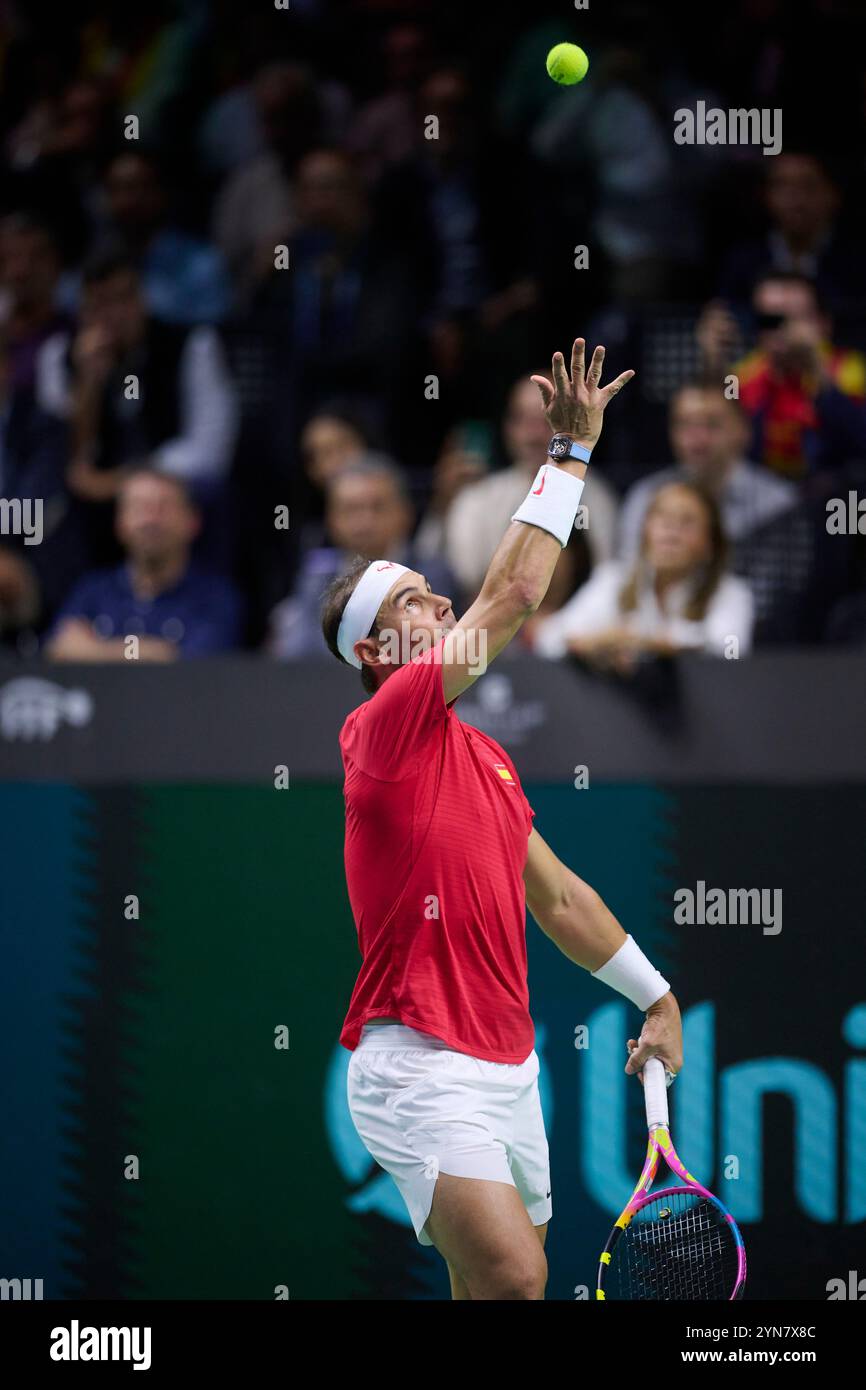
[511,464,585,547]
[591,935,670,1011]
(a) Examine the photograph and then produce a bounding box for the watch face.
[549,436,570,459]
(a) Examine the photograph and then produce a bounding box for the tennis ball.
[545,43,589,86]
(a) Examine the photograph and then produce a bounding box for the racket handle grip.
[644,1056,670,1129]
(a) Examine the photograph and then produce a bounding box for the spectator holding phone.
[697,272,866,482]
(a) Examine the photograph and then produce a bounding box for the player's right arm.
[440,338,634,704]
[523,825,683,1079]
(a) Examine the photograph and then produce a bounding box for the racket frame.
[595,1057,747,1301]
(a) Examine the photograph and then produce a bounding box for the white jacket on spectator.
[534,560,754,659]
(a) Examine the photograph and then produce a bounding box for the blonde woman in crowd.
[532,480,754,673]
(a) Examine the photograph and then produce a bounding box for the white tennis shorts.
[346,1022,552,1246]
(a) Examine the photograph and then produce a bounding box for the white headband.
[337,560,410,668]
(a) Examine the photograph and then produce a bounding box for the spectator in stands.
[413,425,488,563]
[528,41,706,303]
[17,79,115,259]
[268,457,456,659]
[379,66,540,399]
[0,542,40,649]
[73,1,204,145]
[234,403,374,645]
[0,214,73,393]
[533,480,753,670]
[717,152,866,347]
[0,327,87,645]
[299,409,370,496]
[618,384,796,559]
[252,147,425,439]
[211,62,327,293]
[46,469,241,661]
[444,372,619,600]
[36,252,237,559]
[346,23,434,185]
[697,272,866,482]
[290,406,373,561]
[90,150,232,325]
[199,49,350,182]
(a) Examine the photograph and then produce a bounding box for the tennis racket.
[596,1056,747,1300]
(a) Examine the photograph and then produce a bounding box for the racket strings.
[616,1191,738,1300]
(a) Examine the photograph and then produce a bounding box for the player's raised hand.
[531,339,635,450]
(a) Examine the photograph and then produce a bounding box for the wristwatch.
[548,433,592,464]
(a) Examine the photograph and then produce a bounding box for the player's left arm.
[523,827,683,1075]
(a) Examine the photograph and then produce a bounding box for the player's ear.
[355,637,378,668]
[356,633,394,673]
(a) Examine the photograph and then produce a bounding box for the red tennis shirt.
[338,637,536,1064]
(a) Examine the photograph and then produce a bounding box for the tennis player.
[323,341,684,1300]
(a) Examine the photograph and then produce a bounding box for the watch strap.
[549,434,592,464]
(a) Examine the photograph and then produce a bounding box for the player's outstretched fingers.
[587,343,605,385]
[552,349,571,397]
[530,373,554,409]
[571,337,585,384]
[603,368,636,402]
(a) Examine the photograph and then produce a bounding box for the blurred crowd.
[1,0,866,672]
